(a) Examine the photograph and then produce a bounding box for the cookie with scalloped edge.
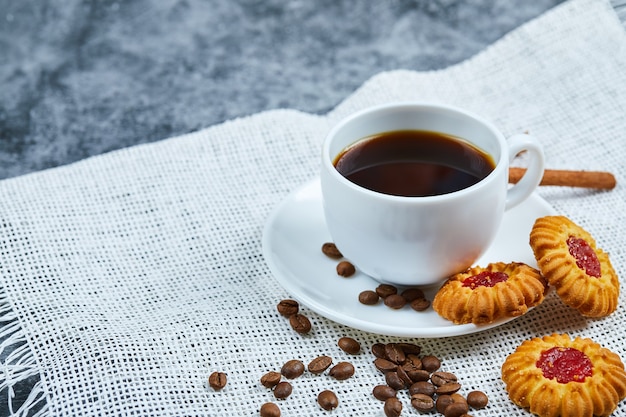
[530,215,619,317]
[502,333,626,417]
[432,261,548,325]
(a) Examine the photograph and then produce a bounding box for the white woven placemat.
[2,0,626,415]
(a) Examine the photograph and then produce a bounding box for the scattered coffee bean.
[260,371,282,388]
[404,354,422,370]
[421,355,441,373]
[436,382,462,395]
[374,357,398,373]
[410,298,431,312]
[273,381,293,399]
[329,361,355,380]
[281,359,305,379]
[431,371,457,387]
[436,394,454,414]
[208,371,227,391]
[411,393,435,412]
[384,343,406,364]
[260,402,281,417]
[338,337,361,354]
[372,385,397,401]
[308,355,333,375]
[321,242,343,259]
[401,288,425,302]
[409,381,436,397]
[376,284,398,298]
[276,299,299,317]
[383,397,403,417]
[317,390,339,410]
[358,290,380,305]
[336,261,356,277]
[444,401,469,417]
[289,313,312,334]
[467,390,489,409]
[384,294,406,309]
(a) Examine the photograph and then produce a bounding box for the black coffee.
[333,130,495,197]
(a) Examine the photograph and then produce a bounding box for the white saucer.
[262,178,557,338]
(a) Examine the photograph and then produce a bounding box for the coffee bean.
[384,343,406,364]
[376,284,398,298]
[260,371,282,388]
[281,359,304,379]
[436,382,461,395]
[329,361,355,380]
[397,343,421,356]
[385,371,406,390]
[336,261,356,277]
[289,313,311,334]
[208,371,227,391]
[317,390,339,410]
[338,337,361,354]
[467,390,489,409]
[372,385,397,401]
[411,393,435,412]
[409,381,436,397]
[308,355,332,375]
[436,395,454,414]
[401,288,425,302]
[359,290,380,305]
[444,401,469,417]
[408,369,430,382]
[384,294,406,309]
[383,397,403,417]
[260,402,281,417]
[373,358,398,373]
[396,365,413,386]
[273,381,293,399]
[276,299,299,317]
[421,355,441,373]
[431,371,457,387]
[410,298,431,312]
[321,242,343,259]
[371,343,387,358]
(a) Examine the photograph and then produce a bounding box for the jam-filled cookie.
[432,262,548,325]
[502,333,626,417]
[530,215,619,317]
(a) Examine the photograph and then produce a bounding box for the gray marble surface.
[1,0,567,181]
[10,0,626,414]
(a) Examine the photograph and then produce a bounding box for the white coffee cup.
[320,102,545,287]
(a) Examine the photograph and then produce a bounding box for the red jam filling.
[462,271,508,289]
[567,236,601,277]
[536,347,593,383]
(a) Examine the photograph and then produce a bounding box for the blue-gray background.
[1,0,567,414]
[1,0,565,181]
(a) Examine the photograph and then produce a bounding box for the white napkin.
[1,0,626,415]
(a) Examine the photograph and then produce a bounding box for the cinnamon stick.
[509,167,616,189]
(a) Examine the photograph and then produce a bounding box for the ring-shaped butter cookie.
[530,215,619,317]
[502,333,626,417]
[432,262,548,325]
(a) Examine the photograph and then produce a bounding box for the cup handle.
[505,133,545,210]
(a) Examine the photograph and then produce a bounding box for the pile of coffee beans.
[369,342,488,417]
